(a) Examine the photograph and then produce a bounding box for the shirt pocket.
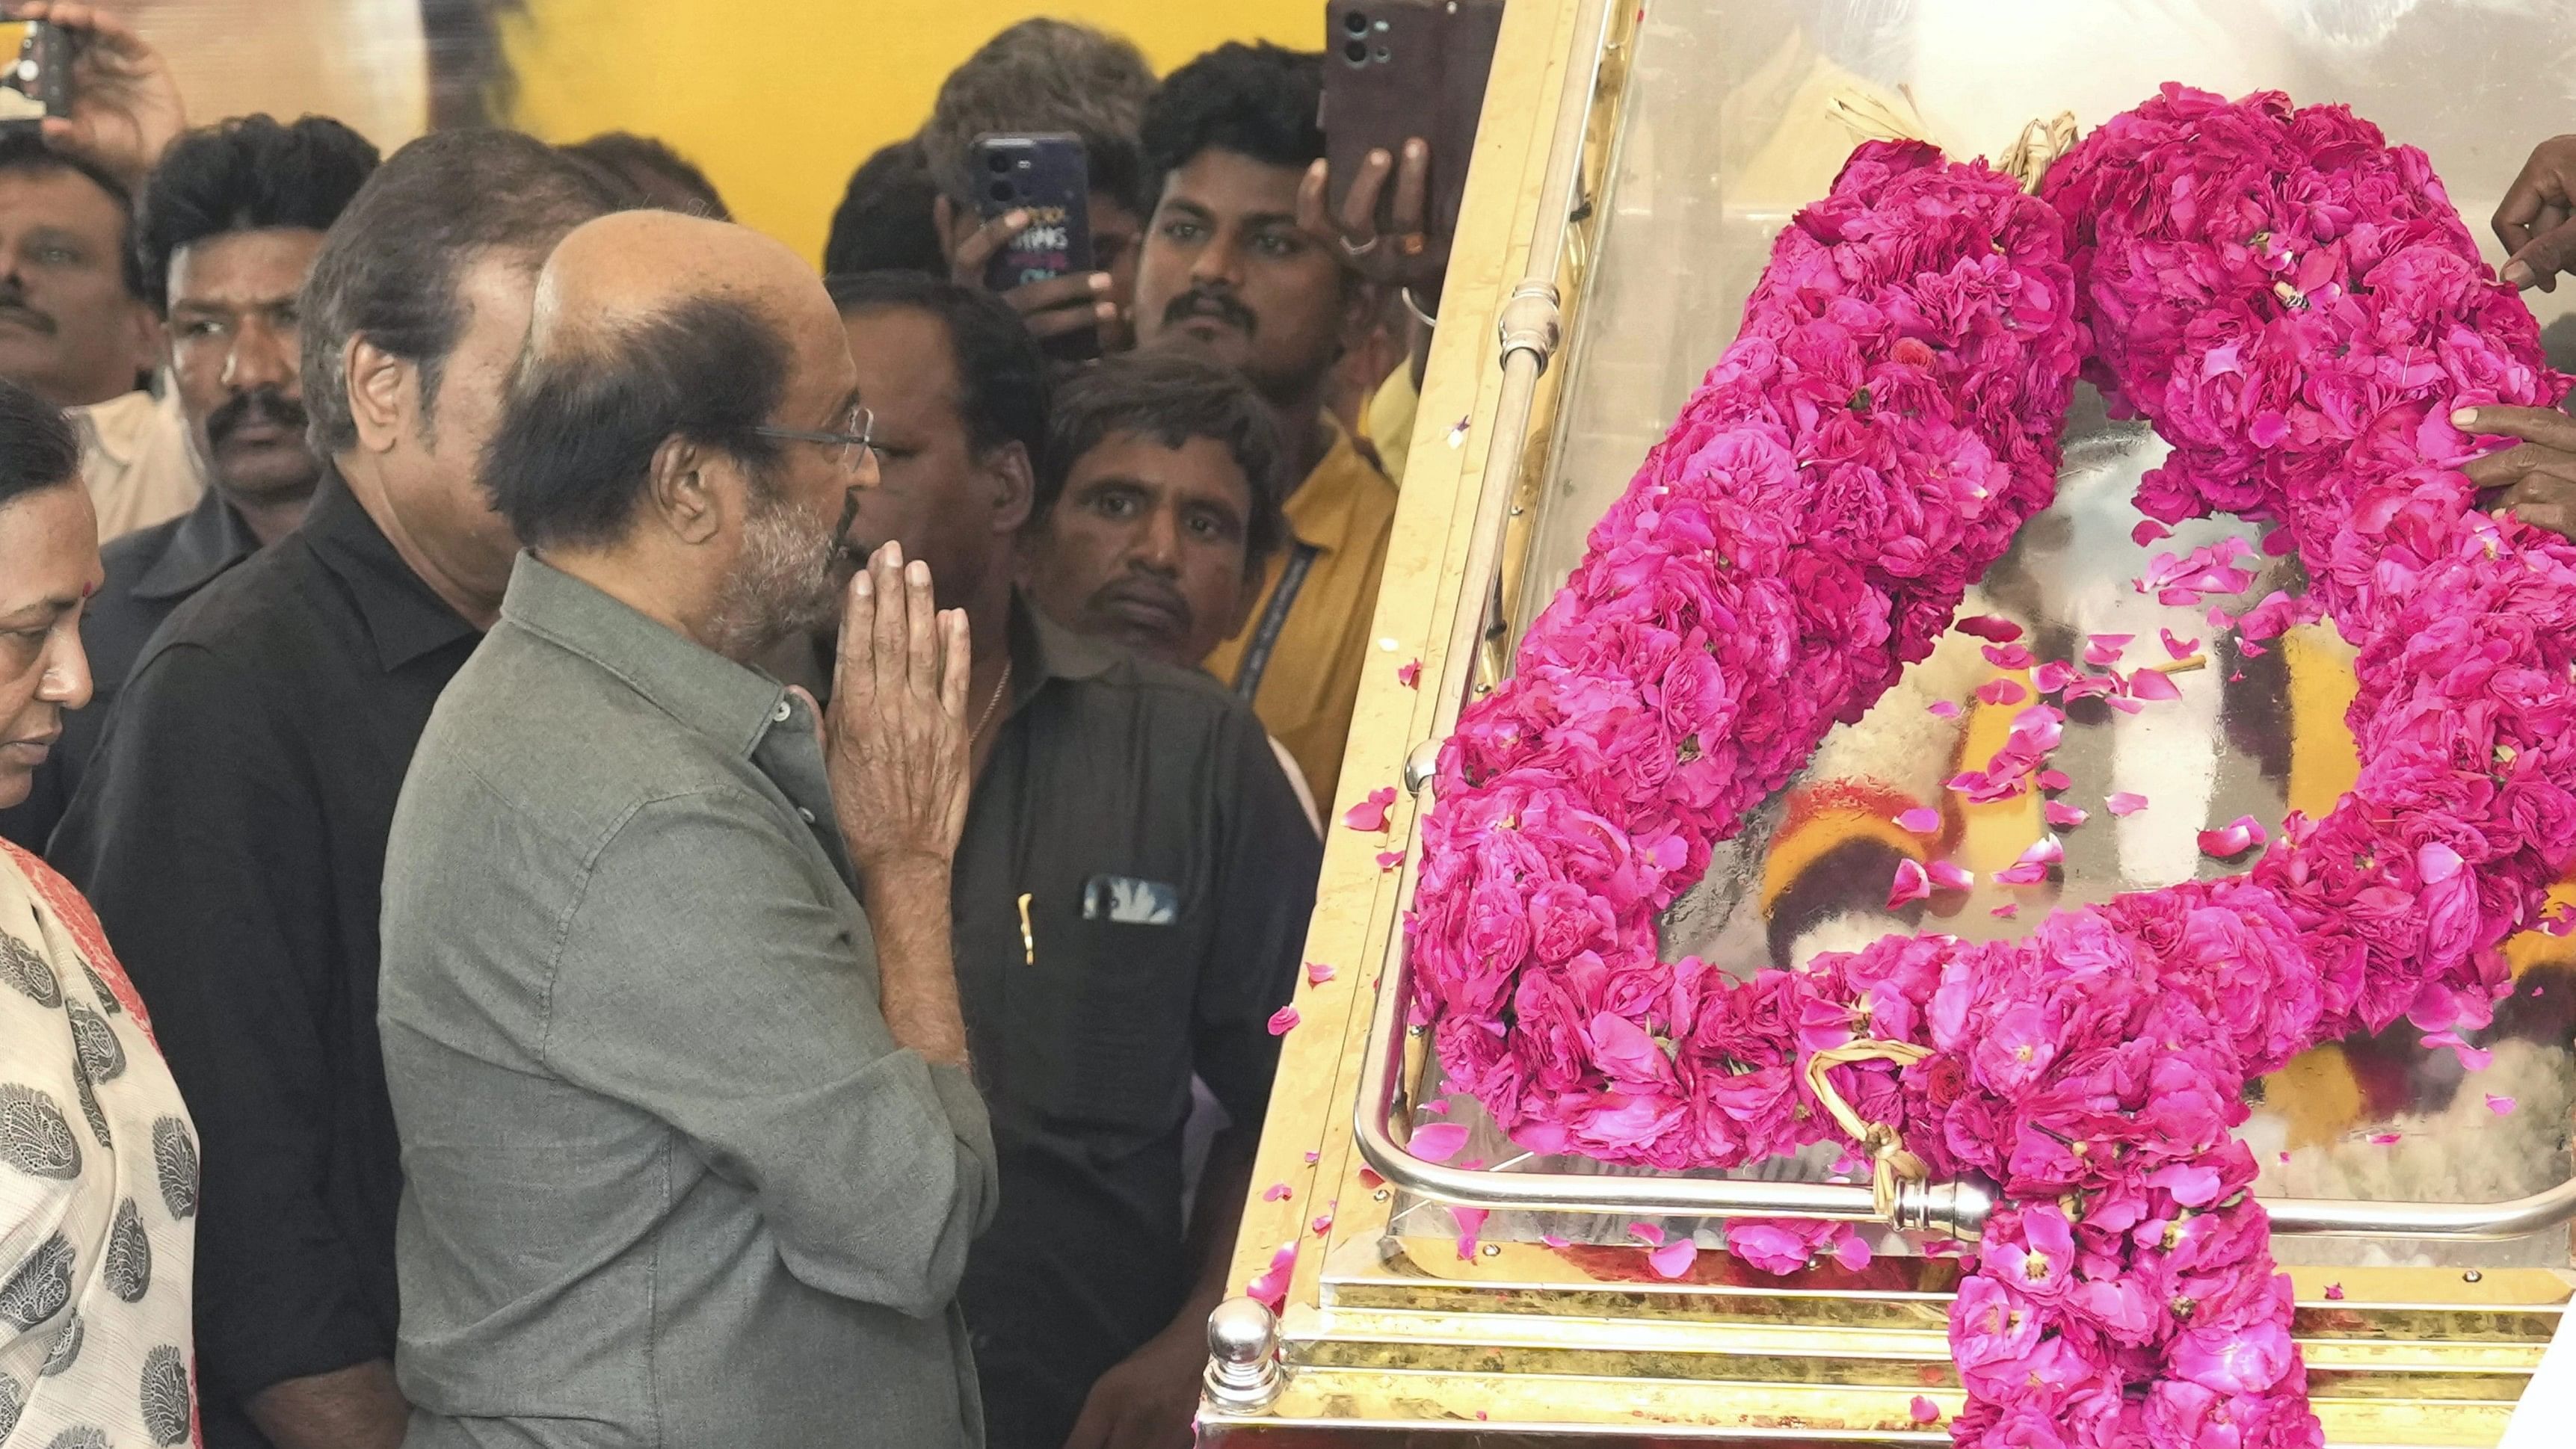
[1011,907,1198,1140]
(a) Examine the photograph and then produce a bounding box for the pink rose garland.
[1406,90,2576,1448]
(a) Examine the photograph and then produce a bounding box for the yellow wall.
[500,1,1328,265]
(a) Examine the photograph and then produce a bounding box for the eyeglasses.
[752,404,877,475]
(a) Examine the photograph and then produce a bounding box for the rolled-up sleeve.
[538,788,997,1319]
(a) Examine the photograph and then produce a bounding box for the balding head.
[481,209,869,660]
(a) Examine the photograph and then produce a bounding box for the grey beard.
[706,498,842,662]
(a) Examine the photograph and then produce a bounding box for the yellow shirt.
[1362,362,1420,490]
[73,387,204,543]
[1203,419,1399,812]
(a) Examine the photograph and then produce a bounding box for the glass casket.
[1201,1,2576,1443]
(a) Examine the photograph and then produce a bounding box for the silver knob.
[1894,1170,2000,1242]
[1402,738,1440,796]
[1202,1296,1284,1413]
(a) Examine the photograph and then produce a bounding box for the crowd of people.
[0,5,1464,1447]
[8,4,2576,1449]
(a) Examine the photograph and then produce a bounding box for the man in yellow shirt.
[1131,42,1399,811]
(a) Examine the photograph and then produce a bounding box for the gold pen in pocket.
[1017,892,1035,966]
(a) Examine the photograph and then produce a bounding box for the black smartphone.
[0,21,72,135]
[968,132,1099,362]
[1319,0,1505,241]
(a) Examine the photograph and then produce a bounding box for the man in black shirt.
[0,114,380,850]
[832,269,1322,1449]
[49,132,624,1449]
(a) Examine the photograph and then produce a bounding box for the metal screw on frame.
[1204,1297,1286,1413]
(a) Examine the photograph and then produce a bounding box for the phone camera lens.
[1372,44,1392,63]
[1343,9,1370,34]
[986,152,1012,174]
[1342,39,1368,65]
[987,180,1015,203]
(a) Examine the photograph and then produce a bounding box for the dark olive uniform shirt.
[952,598,1321,1448]
[48,470,478,1448]
[0,483,261,850]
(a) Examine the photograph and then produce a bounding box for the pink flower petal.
[1409,1122,1470,1162]
[1263,1181,1294,1201]
[2489,1094,2518,1115]
[1927,861,1974,892]
[2107,791,2150,816]
[2044,800,2089,828]
[2037,768,2073,791]
[1245,1240,1298,1312]
[1540,1233,1571,1249]
[1828,1232,1873,1271]
[2018,836,2065,867]
[1973,677,2029,705]
[2323,1283,2344,1301]
[1306,960,1337,986]
[1911,1395,1943,1424]
[1888,858,1932,909]
[2033,661,2077,694]
[1267,1006,1301,1036]
[1454,1206,1488,1260]
[2083,633,2134,667]
[2127,667,2181,702]
[1375,850,1404,871]
[1956,614,2024,643]
[2198,824,2252,858]
[1627,1222,1666,1247]
[2132,519,2172,546]
[1894,807,1941,834]
[2161,628,2200,659]
[2369,1133,2402,1145]
[1312,1211,1335,1235]
[2207,605,2237,631]
[1419,1099,1450,1116]
[1342,786,1397,832]
[1396,658,1422,688]
[1304,1150,1320,1164]
[2416,841,2464,885]
[1994,862,2049,886]
[1927,699,1962,720]
[1980,643,2034,670]
[1990,903,2020,918]
[1647,1239,1698,1279]
[2108,696,2145,714]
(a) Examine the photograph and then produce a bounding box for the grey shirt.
[378,554,999,1448]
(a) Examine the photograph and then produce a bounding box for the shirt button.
[771,699,793,723]
[797,807,816,824]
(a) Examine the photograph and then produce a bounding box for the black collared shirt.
[0,483,261,850]
[953,599,1321,1448]
[49,469,479,1448]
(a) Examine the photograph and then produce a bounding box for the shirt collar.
[69,389,160,469]
[1002,590,1120,711]
[1281,413,1383,555]
[298,465,482,671]
[501,552,789,760]
[132,485,263,602]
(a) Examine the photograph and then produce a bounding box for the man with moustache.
[0,4,198,540]
[1131,42,1398,814]
[0,113,378,850]
[50,132,626,1449]
[380,213,996,1447]
[833,270,1319,1449]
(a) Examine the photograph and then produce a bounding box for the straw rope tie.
[1801,1039,1934,1217]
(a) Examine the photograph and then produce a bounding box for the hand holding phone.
[5,1,188,188]
[952,132,1116,362]
[1298,137,1446,292]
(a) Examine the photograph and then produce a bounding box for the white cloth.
[2501,1288,2576,1449]
[0,840,200,1447]
[70,388,204,545]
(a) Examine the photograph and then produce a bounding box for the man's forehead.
[167,228,328,305]
[1158,148,1308,218]
[1082,430,1254,499]
[0,164,126,237]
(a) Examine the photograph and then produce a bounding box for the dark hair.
[1140,42,1325,192]
[919,19,1156,220]
[0,132,143,298]
[481,294,791,551]
[822,139,947,278]
[0,377,82,509]
[825,271,1048,465]
[1038,351,1288,566]
[561,132,730,220]
[135,114,381,314]
[301,129,626,458]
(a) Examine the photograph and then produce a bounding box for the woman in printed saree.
[0,376,200,1446]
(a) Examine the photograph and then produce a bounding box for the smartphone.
[1319,0,1505,242]
[968,132,1099,362]
[0,21,71,134]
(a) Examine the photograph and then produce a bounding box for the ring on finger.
[1397,232,1429,258]
[1339,233,1381,259]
